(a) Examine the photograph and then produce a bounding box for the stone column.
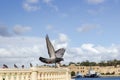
[5,74,9,80]
[10,73,14,80]
[31,71,37,80]
[16,73,20,80]
[41,73,44,80]
[31,67,37,80]
[65,69,70,80]
[26,73,30,80]
[21,73,24,80]
[0,74,2,80]
[37,73,40,80]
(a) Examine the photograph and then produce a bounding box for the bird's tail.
[39,57,47,63]
[39,57,44,61]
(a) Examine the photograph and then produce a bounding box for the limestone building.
[67,64,120,76]
[0,67,70,80]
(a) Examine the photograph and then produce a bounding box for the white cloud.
[81,43,99,53]
[87,6,105,15]
[26,0,39,3]
[43,0,58,11]
[13,25,32,35]
[0,34,120,67]
[45,25,58,33]
[58,33,68,43]
[0,36,46,67]
[23,0,40,12]
[64,43,120,63]
[0,33,69,67]
[43,0,52,4]
[46,25,53,30]
[86,0,105,15]
[61,13,69,18]
[53,33,68,49]
[87,0,105,4]
[77,24,98,32]
[23,3,40,12]
[22,0,58,12]
[0,25,12,37]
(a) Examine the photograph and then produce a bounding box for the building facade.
[68,64,120,76]
[0,67,71,80]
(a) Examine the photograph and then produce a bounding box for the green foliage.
[105,72,115,75]
[69,59,120,66]
[62,64,68,67]
[98,59,120,67]
[80,60,90,66]
[101,73,105,75]
[69,62,75,65]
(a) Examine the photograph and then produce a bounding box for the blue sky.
[0,0,120,68]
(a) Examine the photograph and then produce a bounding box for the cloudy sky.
[0,0,120,68]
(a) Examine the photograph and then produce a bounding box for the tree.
[76,62,81,65]
[80,60,90,66]
[62,64,67,67]
[69,62,75,65]
[90,62,96,66]
[98,61,107,66]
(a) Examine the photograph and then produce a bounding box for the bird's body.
[39,35,65,67]
[39,57,63,64]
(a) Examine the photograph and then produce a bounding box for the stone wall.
[0,67,71,80]
[68,64,120,76]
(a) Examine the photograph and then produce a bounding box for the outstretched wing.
[39,57,54,64]
[55,48,65,58]
[46,35,55,59]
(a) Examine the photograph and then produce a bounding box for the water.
[72,77,120,80]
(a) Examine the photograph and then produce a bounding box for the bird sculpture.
[39,35,65,67]
[14,64,18,68]
[30,63,33,67]
[3,64,8,68]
